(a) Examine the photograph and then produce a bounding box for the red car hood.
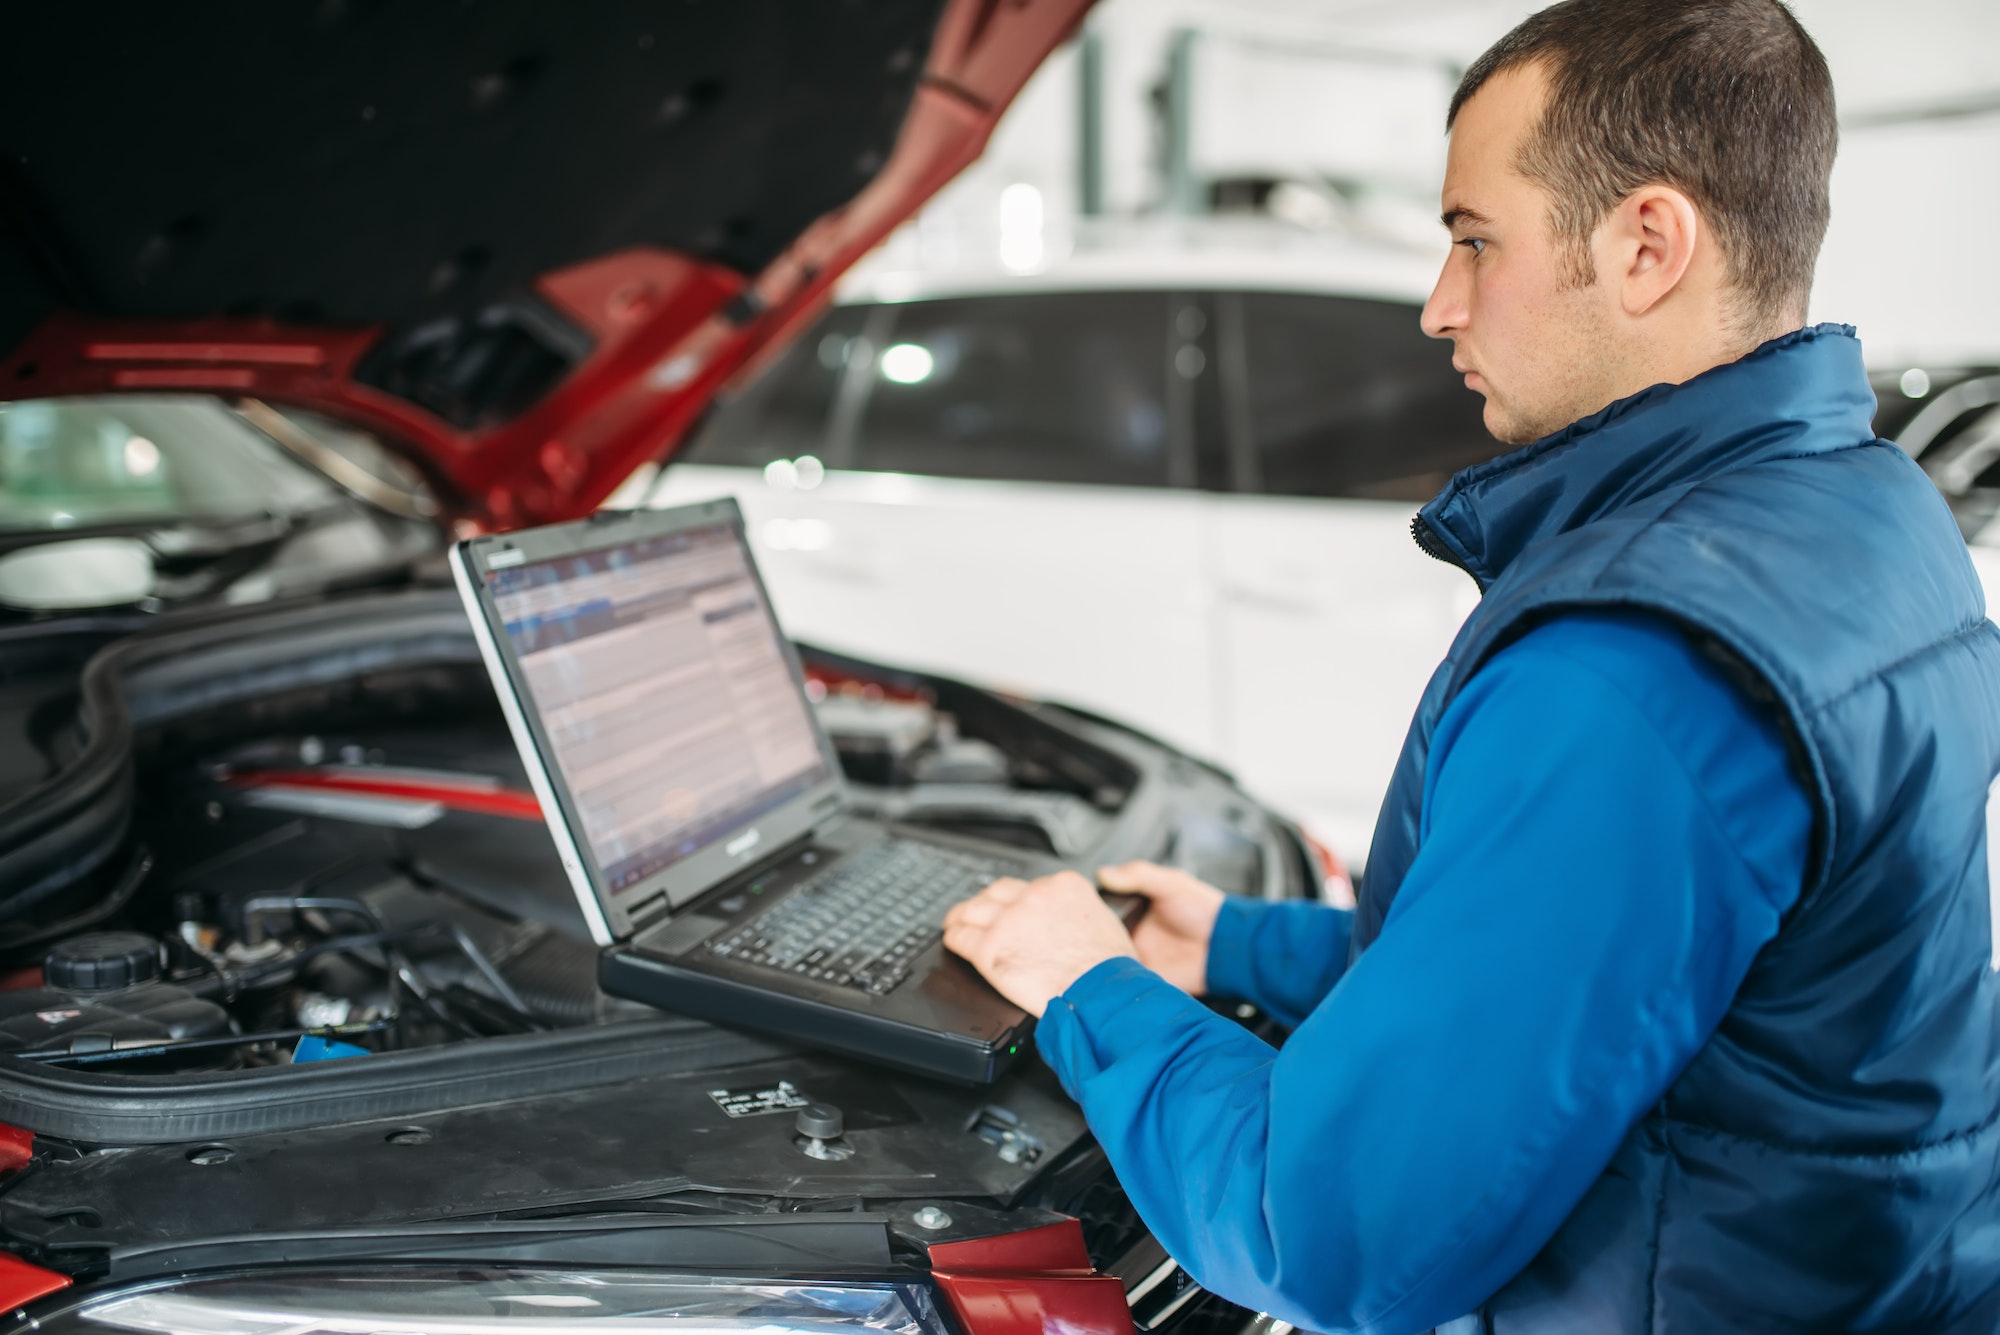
[0,0,1088,529]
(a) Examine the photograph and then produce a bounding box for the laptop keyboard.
[706,839,1017,996]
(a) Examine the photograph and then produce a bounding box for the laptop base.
[599,946,1029,1086]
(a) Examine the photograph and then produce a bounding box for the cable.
[15,1019,395,1066]
[182,929,393,999]
[235,897,542,1029]
[189,931,477,1041]
[240,895,388,941]
[420,920,540,1026]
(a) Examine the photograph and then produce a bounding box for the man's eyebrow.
[1441,206,1492,230]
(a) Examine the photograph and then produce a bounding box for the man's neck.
[1600,313,1802,416]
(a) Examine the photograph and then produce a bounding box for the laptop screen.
[482,520,833,899]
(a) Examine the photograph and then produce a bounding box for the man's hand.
[942,872,1137,1017]
[1099,861,1227,995]
[943,862,1230,1014]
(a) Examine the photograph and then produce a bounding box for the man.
[942,1,2000,1330]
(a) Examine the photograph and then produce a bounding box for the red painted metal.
[0,0,1095,532]
[86,342,328,366]
[111,367,259,390]
[804,666,936,708]
[929,1220,1135,1335]
[0,1124,33,1175]
[219,767,542,821]
[1300,829,1351,892]
[0,1253,71,1311]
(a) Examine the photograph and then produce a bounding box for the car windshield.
[0,395,340,531]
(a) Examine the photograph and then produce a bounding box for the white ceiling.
[1158,0,2000,116]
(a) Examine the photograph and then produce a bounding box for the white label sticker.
[707,1079,810,1119]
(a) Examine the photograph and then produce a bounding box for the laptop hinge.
[625,891,672,937]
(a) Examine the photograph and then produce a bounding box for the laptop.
[452,499,1076,1084]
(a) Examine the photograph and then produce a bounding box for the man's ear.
[1597,185,1701,317]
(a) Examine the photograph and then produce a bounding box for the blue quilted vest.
[1362,326,2000,1332]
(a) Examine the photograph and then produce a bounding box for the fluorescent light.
[124,435,161,477]
[998,182,1045,273]
[879,344,935,385]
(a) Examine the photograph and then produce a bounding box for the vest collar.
[1418,323,1877,589]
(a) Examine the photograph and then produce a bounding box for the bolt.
[912,1206,952,1232]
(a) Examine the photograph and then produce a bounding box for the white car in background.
[653,220,2000,873]
[651,221,1503,869]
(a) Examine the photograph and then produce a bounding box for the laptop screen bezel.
[454,499,848,944]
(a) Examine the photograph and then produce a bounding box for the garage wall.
[918,0,2000,368]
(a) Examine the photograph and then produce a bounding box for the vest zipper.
[1409,513,1455,565]
[1411,514,1487,592]
[1411,513,1470,572]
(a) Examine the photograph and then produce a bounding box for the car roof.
[836,217,1446,308]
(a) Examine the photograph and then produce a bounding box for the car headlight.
[35,1270,944,1335]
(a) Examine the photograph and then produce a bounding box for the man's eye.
[1456,237,1487,256]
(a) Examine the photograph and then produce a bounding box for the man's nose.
[1421,253,1468,341]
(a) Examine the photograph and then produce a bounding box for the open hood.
[0,0,1089,528]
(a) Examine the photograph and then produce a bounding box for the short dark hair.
[1448,0,1837,326]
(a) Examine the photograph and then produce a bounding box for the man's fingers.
[1047,869,1099,897]
[979,877,1028,905]
[945,895,1003,931]
[941,918,986,964]
[1096,860,1184,897]
[1094,861,1146,890]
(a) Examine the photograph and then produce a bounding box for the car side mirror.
[0,536,154,610]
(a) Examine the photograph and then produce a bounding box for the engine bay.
[0,593,1298,1335]
[0,595,1308,1084]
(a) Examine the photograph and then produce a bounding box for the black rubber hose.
[0,844,153,962]
[497,931,604,1026]
[0,592,477,917]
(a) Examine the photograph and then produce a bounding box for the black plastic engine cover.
[0,1049,1087,1267]
[0,983,230,1057]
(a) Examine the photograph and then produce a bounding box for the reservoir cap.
[45,932,161,992]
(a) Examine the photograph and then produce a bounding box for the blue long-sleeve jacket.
[1035,609,1811,1333]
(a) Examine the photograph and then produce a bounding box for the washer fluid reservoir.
[0,933,231,1059]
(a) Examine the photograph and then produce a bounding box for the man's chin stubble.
[1484,402,1546,447]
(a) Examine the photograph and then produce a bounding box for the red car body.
[1,0,1090,531]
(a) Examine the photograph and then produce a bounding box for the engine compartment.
[0,592,1300,1335]
[0,591,1309,1087]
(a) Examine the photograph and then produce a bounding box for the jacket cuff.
[1204,894,1269,1002]
[1037,956,1208,1097]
